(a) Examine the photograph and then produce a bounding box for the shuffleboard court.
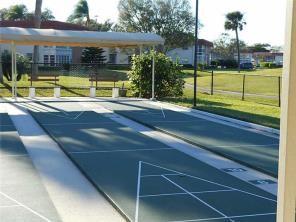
[0,112,61,222]
[26,101,277,222]
[97,100,279,177]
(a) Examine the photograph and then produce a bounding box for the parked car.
[240,62,254,70]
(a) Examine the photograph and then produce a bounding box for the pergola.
[0,27,164,99]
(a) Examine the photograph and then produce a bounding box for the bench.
[28,74,60,98]
[29,74,59,87]
[89,74,119,88]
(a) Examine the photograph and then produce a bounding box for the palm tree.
[2,4,28,20]
[68,0,90,27]
[224,11,246,73]
[32,0,42,78]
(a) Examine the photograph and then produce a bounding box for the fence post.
[30,63,33,87]
[211,70,214,95]
[279,76,281,107]
[242,74,246,101]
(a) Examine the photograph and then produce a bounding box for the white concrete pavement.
[5,102,125,222]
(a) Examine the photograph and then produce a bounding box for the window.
[109,53,117,64]
[44,55,49,64]
[26,53,33,61]
[50,55,55,66]
[56,55,71,64]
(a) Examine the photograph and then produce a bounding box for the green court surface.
[98,100,279,177]
[0,113,61,222]
[27,101,277,222]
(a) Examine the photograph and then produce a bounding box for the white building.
[234,51,284,66]
[166,39,213,66]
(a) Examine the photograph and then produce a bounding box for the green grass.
[162,88,280,129]
[183,68,283,76]
[183,68,282,96]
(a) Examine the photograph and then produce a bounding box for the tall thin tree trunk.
[0,45,3,83]
[235,29,241,73]
[32,0,42,79]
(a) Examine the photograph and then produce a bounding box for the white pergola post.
[277,1,296,222]
[151,45,155,100]
[139,45,143,55]
[11,42,17,99]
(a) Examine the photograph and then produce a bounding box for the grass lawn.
[162,88,280,129]
[183,68,282,96]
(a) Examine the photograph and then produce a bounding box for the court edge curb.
[27,110,131,222]
[112,110,278,179]
[154,100,280,136]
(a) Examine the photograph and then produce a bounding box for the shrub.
[1,50,30,81]
[128,51,185,99]
[198,63,205,70]
[268,63,277,69]
[211,59,237,68]
[260,62,271,68]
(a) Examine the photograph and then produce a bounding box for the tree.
[128,51,185,98]
[248,43,271,52]
[224,11,246,72]
[32,0,42,78]
[212,33,247,60]
[89,19,114,31]
[67,0,90,27]
[0,5,54,21]
[0,4,28,20]
[1,50,30,81]
[81,47,106,64]
[117,0,196,51]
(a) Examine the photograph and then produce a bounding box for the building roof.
[197,39,213,47]
[0,20,89,31]
[0,27,164,47]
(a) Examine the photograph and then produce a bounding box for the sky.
[0,0,287,46]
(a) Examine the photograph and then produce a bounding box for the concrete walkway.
[6,103,124,222]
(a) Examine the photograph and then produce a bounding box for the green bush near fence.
[128,51,185,99]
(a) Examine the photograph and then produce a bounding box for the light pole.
[193,0,199,107]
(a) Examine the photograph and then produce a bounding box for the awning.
[0,27,164,47]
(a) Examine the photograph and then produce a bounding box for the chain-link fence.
[193,71,282,107]
[0,63,282,107]
[0,62,129,97]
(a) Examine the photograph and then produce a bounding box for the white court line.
[73,111,85,119]
[147,120,208,123]
[69,147,174,154]
[141,173,180,178]
[162,175,234,222]
[0,204,21,208]
[134,161,142,222]
[20,102,85,120]
[213,143,279,148]
[42,121,115,126]
[139,189,234,198]
[160,106,166,119]
[0,154,28,157]
[168,212,276,222]
[143,161,277,203]
[0,191,52,222]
